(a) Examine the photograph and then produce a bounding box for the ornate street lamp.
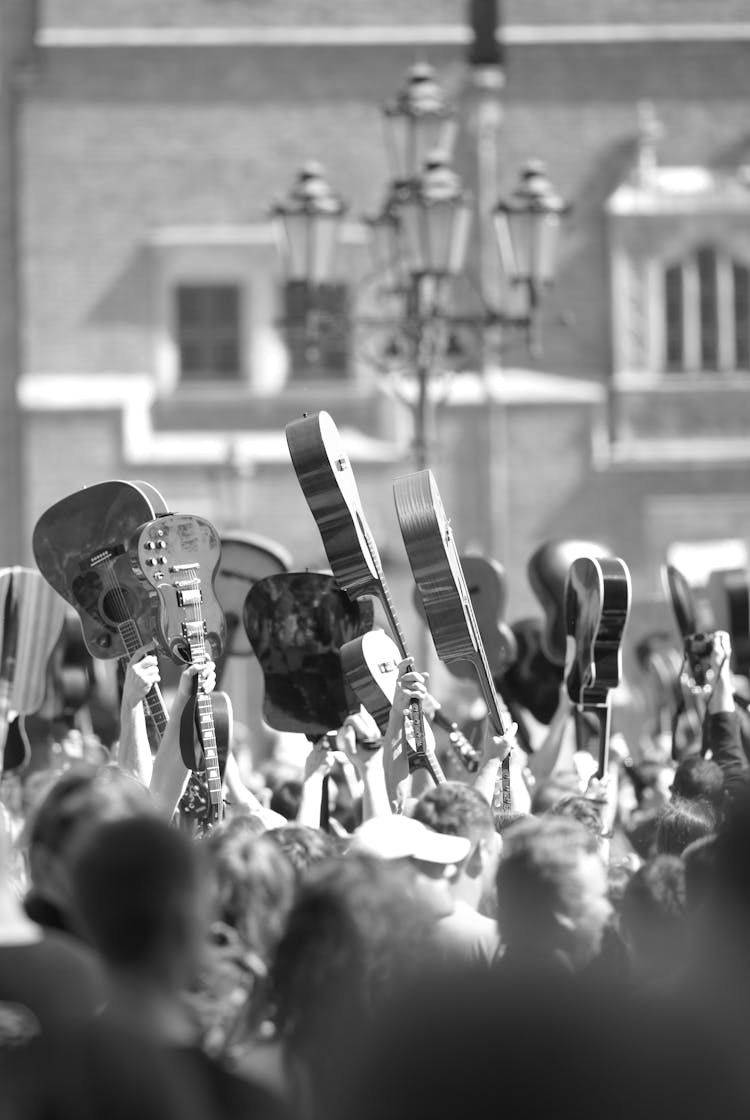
[492,159,569,305]
[382,62,458,183]
[396,153,473,281]
[270,161,347,285]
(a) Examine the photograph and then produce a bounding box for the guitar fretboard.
[174,567,223,817]
[117,617,169,739]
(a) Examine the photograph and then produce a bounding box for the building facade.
[7,0,750,687]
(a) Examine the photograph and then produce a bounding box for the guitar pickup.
[177,589,202,608]
[182,621,208,638]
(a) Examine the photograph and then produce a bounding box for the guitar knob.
[156,541,167,550]
[157,556,167,565]
[144,541,157,550]
[146,558,157,567]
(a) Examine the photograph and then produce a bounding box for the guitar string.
[181,558,222,807]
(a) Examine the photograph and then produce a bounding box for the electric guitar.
[285,410,444,785]
[0,567,67,773]
[564,555,632,779]
[341,629,480,772]
[243,571,374,738]
[132,513,229,829]
[392,470,514,811]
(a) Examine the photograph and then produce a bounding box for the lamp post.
[269,61,569,470]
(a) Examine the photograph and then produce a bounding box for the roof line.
[35,23,750,49]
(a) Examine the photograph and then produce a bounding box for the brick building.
[4,1,750,713]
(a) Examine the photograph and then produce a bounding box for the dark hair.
[265,824,339,881]
[27,763,152,857]
[270,779,303,821]
[271,855,434,1060]
[412,782,494,847]
[548,795,605,840]
[495,817,602,954]
[655,798,717,857]
[530,777,581,815]
[71,815,202,971]
[620,855,686,968]
[206,817,295,963]
[671,756,724,808]
[682,836,716,911]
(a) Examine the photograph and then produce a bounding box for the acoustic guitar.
[341,629,480,772]
[528,539,614,666]
[244,571,374,738]
[285,411,445,785]
[214,533,293,689]
[413,554,517,682]
[392,470,514,812]
[32,479,172,741]
[564,556,631,779]
[132,513,230,829]
[0,567,67,773]
[707,568,750,677]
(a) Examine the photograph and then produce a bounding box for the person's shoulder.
[436,901,500,964]
[176,1046,290,1120]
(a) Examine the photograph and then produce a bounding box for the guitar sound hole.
[101,587,135,624]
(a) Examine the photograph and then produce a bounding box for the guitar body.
[214,533,292,662]
[564,556,632,778]
[285,411,379,597]
[342,629,479,771]
[0,567,67,716]
[393,470,513,809]
[528,539,614,666]
[707,568,750,675]
[132,514,226,665]
[413,555,517,681]
[32,480,168,660]
[243,572,373,737]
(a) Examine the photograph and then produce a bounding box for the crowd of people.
[2,571,750,1120]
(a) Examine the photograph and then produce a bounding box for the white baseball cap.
[349,814,471,865]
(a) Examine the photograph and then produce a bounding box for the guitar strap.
[179,674,202,771]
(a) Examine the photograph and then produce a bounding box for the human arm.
[524,683,577,785]
[473,721,517,808]
[116,653,160,785]
[704,631,748,795]
[336,707,391,821]
[223,751,288,830]
[296,739,335,829]
[149,660,215,819]
[382,660,430,810]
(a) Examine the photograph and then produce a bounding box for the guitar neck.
[359,518,445,786]
[180,578,223,820]
[117,620,169,740]
[583,701,612,780]
[0,681,12,771]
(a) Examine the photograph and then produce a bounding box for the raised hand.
[177,659,216,701]
[121,652,160,710]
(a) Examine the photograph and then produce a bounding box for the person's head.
[619,855,687,982]
[412,783,499,907]
[25,763,152,917]
[671,757,724,810]
[654,798,717,857]
[71,815,209,990]
[205,815,295,964]
[270,852,435,1112]
[530,776,581,816]
[269,779,303,821]
[348,814,470,919]
[496,816,611,970]
[265,823,340,882]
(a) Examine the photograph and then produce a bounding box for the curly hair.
[205,817,295,963]
[265,823,339,881]
[412,782,494,847]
